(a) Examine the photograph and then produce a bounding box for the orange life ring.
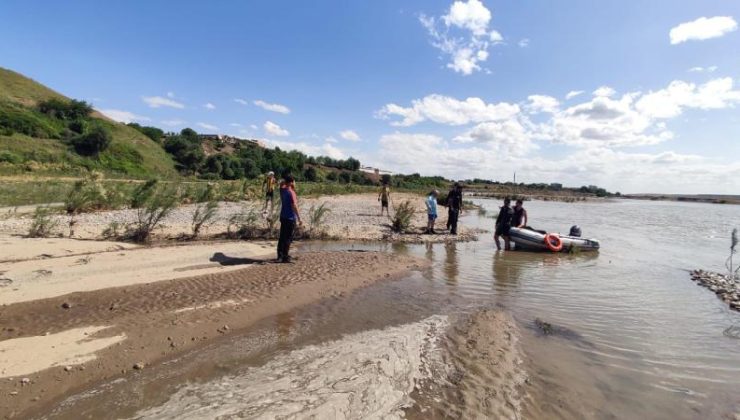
[544,233,563,252]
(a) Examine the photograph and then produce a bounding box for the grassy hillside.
[0,67,178,178]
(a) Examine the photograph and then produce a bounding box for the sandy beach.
[0,193,481,243]
[0,237,426,418]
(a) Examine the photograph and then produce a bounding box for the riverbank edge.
[0,251,428,419]
[690,269,740,312]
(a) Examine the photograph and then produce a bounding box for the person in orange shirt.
[262,171,277,214]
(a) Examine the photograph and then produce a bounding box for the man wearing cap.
[446,182,464,235]
[262,171,277,214]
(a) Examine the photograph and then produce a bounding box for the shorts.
[381,199,389,208]
[428,214,437,221]
[266,191,274,200]
[495,224,511,236]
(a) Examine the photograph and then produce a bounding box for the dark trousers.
[448,209,460,234]
[277,218,296,260]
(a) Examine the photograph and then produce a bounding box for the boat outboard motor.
[569,225,582,237]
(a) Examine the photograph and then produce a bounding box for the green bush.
[391,200,415,233]
[37,98,93,121]
[0,101,64,138]
[28,207,60,238]
[0,151,23,164]
[71,124,111,156]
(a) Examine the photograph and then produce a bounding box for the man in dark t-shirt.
[495,197,513,250]
[277,175,302,263]
[446,183,464,235]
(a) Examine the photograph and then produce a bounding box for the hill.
[0,67,178,178]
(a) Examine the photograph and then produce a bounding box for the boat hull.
[507,227,600,252]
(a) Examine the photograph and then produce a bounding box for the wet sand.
[0,246,425,418]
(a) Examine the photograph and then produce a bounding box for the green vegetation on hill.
[0,67,177,178]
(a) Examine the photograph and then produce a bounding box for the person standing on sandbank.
[446,182,464,235]
[425,190,439,234]
[378,182,391,216]
[495,197,514,250]
[262,171,277,215]
[277,174,302,263]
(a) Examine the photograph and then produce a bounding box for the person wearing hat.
[262,171,277,214]
[446,182,464,235]
[425,189,439,234]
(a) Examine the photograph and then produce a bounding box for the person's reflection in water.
[444,242,459,287]
[492,251,523,292]
[425,242,435,260]
[276,311,295,341]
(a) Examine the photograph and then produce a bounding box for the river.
[43,199,740,419]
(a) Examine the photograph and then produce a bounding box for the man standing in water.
[262,171,277,215]
[495,197,514,250]
[277,174,302,263]
[512,199,528,228]
[378,181,391,216]
[446,182,463,235]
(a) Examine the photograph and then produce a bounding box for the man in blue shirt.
[425,190,439,234]
[277,174,302,263]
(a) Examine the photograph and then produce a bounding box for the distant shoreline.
[621,194,740,205]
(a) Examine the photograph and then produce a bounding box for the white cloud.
[197,122,218,131]
[325,136,338,143]
[99,109,150,124]
[166,92,176,98]
[636,77,740,119]
[374,131,737,194]
[377,94,520,126]
[443,0,491,36]
[339,130,361,142]
[229,123,242,127]
[526,95,559,114]
[453,120,537,155]
[266,140,346,159]
[250,124,258,130]
[593,86,616,97]
[264,121,290,137]
[161,119,186,127]
[565,90,584,100]
[688,66,718,73]
[204,102,216,110]
[419,0,503,75]
[234,98,249,105]
[518,38,530,48]
[670,16,737,44]
[142,95,185,109]
[253,100,291,114]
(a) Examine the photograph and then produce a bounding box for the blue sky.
[1,0,739,193]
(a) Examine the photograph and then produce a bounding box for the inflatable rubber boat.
[508,226,600,252]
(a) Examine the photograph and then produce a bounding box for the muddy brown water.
[42,199,740,419]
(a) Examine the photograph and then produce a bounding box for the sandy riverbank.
[0,241,426,418]
[0,193,480,243]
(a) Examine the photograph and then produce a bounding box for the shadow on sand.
[209,252,269,266]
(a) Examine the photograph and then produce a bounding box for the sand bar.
[0,241,273,305]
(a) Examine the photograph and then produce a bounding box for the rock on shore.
[690,270,740,311]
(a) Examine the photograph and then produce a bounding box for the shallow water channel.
[44,199,740,419]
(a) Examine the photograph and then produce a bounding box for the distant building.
[360,166,393,176]
[197,134,265,148]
